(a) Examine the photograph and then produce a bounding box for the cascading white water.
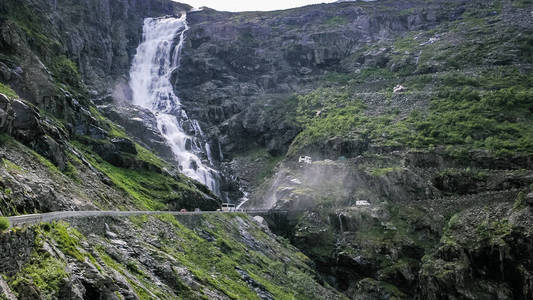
[129,14,220,195]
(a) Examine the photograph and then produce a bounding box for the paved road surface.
[7,209,283,228]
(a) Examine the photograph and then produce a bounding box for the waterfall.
[235,187,250,210]
[129,14,220,195]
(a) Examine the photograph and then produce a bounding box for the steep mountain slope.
[0,0,357,299]
[177,0,458,157]
[171,0,533,299]
[1,0,533,299]
[0,214,343,299]
[0,0,217,213]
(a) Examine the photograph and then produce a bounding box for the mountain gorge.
[1,0,533,299]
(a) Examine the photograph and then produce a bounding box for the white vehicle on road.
[221,203,236,212]
[299,156,312,164]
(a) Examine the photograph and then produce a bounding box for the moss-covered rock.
[2,215,345,300]
[418,204,533,299]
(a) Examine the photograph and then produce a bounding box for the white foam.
[129,15,220,195]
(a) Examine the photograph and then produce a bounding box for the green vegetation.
[438,168,488,180]
[2,158,23,173]
[476,219,512,246]
[63,160,81,183]
[440,209,514,250]
[0,216,9,231]
[94,246,173,300]
[0,134,12,146]
[154,214,331,300]
[135,144,167,169]
[87,106,131,139]
[0,184,16,217]
[129,214,149,227]
[72,141,205,210]
[325,16,348,26]
[323,68,397,86]
[369,167,401,177]
[513,0,533,8]
[3,0,88,102]
[26,142,62,175]
[11,253,68,298]
[7,222,113,297]
[513,191,526,210]
[238,148,283,185]
[3,0,61,53]
[288,0,533,159]
[71,214,336,299]
[0,82,18,99]
[10,225,71,298]
[403,87,533,156]
[290,77,533,158]
[46,222,86,261]
[288,88,402,155]
[50,55,81,88]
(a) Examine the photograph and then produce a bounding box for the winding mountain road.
[6,209,282,228]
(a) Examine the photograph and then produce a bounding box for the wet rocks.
[417,204,533,300]
[11,100,37,130]
[11,100,41,143]
[235,266,274,300]
[99,103,176,162]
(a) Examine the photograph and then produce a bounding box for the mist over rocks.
[1,0,533,299]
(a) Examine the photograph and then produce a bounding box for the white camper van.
[299,156,312,164]
[221,203,236,212]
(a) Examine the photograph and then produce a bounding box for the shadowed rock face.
[1,0,533,299]
[174,0,464,157]
[99,103,177,162]
[0,0,191,101]
[0,0,223,215]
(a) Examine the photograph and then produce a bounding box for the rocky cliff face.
[0,214,343,300]
[0,0,195,189]
[0,0,223,215]
[0,0,190,99]
[0,0,349,298]
[1,0,533,299]
[175,0,463,157]
[166,0,533,298]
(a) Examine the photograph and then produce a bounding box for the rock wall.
[0,229,36,276]
[0,0,190,100]
[175,0,466,157]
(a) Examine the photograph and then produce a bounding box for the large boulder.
[11,100,37,130]
[111,138,137,155]
[32,135,67,170]
[526,192,533,207]
[0,93,13,133]
[99,103,175,162]
[11,99,42,143]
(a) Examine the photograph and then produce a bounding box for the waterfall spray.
[129,14,221,195]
